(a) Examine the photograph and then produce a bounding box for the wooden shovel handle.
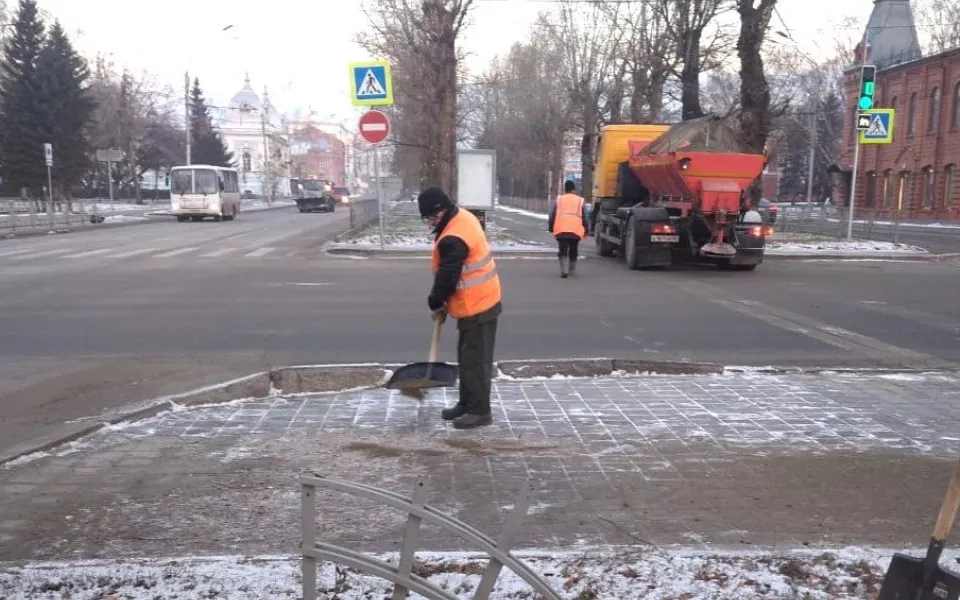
[933,455,960,541]
[428,314,443,363]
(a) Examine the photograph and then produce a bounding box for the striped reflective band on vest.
[457,251,497,289]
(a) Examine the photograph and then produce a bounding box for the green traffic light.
[859,96,873,110]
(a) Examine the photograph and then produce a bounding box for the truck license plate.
[651,235,679,243]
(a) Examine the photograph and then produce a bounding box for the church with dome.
[211,75,292,198]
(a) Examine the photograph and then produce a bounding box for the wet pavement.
[2,371,958,562]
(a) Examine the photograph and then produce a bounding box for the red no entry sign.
[358,110,390,144]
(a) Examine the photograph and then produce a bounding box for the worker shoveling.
[877,454,960,599]
[385,311,458,400]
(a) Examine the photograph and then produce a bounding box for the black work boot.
[559,256,569,278]
[569,259,577,275]
[441,404,467,421]
[452,413,492,429]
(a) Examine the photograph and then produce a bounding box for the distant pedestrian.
[548,180,589,278]
[418,187,502,430]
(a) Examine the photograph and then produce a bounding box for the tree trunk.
[648,71,666,122]
[629,64,647,123]
[737,0,777,202]
[609,61,627,123]
[580,104,599,205]
[680,30,705,120]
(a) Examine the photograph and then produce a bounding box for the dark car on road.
[292,179,336,213]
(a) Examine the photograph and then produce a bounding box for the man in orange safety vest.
[548,180,590,278]
[418,187,502,430]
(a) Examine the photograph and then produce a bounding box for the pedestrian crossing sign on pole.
[858,109,895,144]
[349,61,393,107]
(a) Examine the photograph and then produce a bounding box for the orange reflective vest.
[431,209,502,319]
[552,193,586,239]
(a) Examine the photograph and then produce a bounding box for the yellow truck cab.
[592,124,671,201]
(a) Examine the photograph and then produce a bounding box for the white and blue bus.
[169,164,241,222]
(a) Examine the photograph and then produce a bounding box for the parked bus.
[169,164,241,222]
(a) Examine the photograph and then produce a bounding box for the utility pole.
[805,109,816,205]
[260,109,272,204]
[184,71,191,165]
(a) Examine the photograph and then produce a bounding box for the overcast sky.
[33,0,886,128]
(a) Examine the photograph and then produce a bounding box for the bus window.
[171,170,192,194]
[194,169,218,195]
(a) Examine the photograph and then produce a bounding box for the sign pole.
[374,144,384,251]
[107,158,114,208]
[43,143,53,213]
[847,136,860,240]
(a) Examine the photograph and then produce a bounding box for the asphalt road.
[1,206,959,455]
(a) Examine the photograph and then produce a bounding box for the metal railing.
[300,474,563,600]
[774,203,960,243]
[349,197,381,229]
[1,198,113,235]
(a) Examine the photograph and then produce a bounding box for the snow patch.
[496,204,548,220]
[0,546,939,599]
[766,240,928,255]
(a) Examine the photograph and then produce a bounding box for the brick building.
[837,0,960,220]
[289,125,347,186]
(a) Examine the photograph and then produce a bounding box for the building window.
[945,164,955,207]
[908,92,917,135]
[953,82,960,127]
[242,152,251,172]
[865,171,877,206]
[927,87,940,132]
[882,169,892,207]
[922,166,935,208]
[897,171,911,211]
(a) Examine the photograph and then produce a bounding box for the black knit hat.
[417,187,453,218]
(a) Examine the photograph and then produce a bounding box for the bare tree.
[540,1,624,204]
[657,0,733,120]
[915,0,960,53]
[619,0,676,122]
[736,0,778,202]
[357,0,474,193]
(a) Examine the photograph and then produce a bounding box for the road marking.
[853,300,960,335]
[153,247,199,258]
[0,248,36,258]
[3,248,74,260]
[65,248,112,259]
[244,247,275,257]
[112,247,159,259]
[670,280,958,369]
[198,247,237,258]
[285,282,335,287]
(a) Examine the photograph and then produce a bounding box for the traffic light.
[858,65,876,110]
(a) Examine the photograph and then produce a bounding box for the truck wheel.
[594,224,614,256]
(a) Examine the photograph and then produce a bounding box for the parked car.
[331,186,351,204]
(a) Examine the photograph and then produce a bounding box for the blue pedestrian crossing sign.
[858,109,895,144]
[349,61,393,107]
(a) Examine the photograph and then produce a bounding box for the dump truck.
[591,116,773,271]
[291,178,336,213]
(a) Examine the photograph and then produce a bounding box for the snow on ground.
[102,214,149,223]
[496,204,548,220]
[0,547,918,599]
[341,206,547,248]
[766,240,928,255]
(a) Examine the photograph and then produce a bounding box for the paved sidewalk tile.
[1,372,957,561]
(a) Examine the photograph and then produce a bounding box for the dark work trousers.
[456,317,499,416]
[556,233,581,262]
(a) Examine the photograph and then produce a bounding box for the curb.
[3,359,958,467]
[324,245,947,262]
[1,202,298,241]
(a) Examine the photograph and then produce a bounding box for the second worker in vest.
[418,187,503,430]
[548,180,590,278]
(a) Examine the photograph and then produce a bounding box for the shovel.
[384,312,458,396]
[878,455,960,600]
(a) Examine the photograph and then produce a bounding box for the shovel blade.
[878,553,960,600]
[384,361,459,390]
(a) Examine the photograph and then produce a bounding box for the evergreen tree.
[35,20,95,195]
[189,78,233,167]
[0,0,46,194]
